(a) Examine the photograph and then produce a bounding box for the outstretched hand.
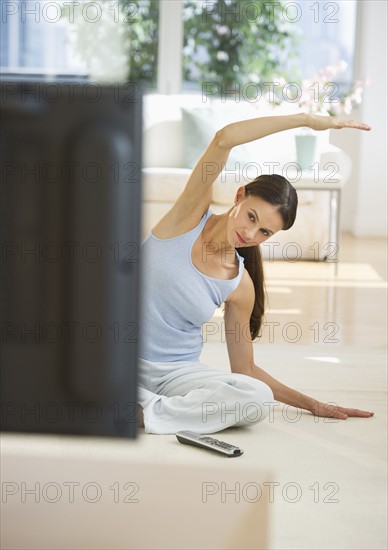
[308,114,371,132]
[311,400,374,420]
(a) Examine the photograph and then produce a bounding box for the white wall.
[331,0,387,236]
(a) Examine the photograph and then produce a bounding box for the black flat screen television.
[0,79,142,438]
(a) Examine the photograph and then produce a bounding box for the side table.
[293,168,344,275]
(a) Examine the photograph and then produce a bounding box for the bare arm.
[216,112,371,149]
[155,112,371,235]
[156,113,312,228]
[182,112,371,205]
[217,113,309,148]
[183,113,310,196]
[224,273,374,420]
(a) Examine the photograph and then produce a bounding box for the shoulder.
[225,268,254,312]
[152,202,210,239]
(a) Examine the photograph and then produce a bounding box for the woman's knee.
[233,375,275,425]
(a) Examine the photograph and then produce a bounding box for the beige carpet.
[1,342,386,550]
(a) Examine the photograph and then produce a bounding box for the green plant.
[62,0,159,86]
[119,0,159,87]
[183,0,301,94]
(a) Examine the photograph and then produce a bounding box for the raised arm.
[217,112,371,149]
[185,113,309,192]
[158,113,312,229]
[180,113,371,213]
[156,112,370,235]
[216,112,309,149]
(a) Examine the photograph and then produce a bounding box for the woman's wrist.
[301,112,312,129]
[296,392,318,413]
[271,385,317,413]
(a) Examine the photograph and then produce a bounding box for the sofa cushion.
[181,106,254,170]
[143,94,212,169]
[181,104,298,170]
[143,121,184,169]
[142,167,191,202]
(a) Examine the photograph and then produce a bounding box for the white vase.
[295,134,318,171]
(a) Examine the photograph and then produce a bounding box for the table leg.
[329,190,341,276]
[334,189,341,276]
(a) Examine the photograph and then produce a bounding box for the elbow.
[231,360,256,377]
[214,126,232,149]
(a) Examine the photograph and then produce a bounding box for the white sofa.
[141,94,352,260]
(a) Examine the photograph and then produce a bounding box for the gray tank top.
[140,209,245,363]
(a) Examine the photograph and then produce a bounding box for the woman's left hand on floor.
[310,400,374,419]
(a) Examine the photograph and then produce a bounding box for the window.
[182,0,358,93]
[1,0,160,89]
[1,0,357,93]
[292,0,357,84]
[1,0,87,76]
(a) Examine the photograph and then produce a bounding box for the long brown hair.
[236,174,298,340]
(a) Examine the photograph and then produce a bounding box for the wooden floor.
[263,232,387,347]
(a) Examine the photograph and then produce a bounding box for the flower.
[215,25,229,36]
[216,51,229,62]
[272,60,370,116]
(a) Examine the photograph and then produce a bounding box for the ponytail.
[235,245,265,340]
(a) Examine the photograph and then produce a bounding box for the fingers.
[330,407,348,420]
[316,403,374,419]
[348,121,371,131]
[343,409,374,417]
[328,409,348,420]
[336,120,372,131]
[314,403,347,419]
[337,407,374,419]
[330,411,374,420]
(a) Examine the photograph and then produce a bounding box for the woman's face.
[227,190,284,248]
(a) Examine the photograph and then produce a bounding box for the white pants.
[137,358,275,434]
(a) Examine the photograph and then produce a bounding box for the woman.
[138,111,374,434]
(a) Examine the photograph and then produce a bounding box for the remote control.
[176,430,243,457]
